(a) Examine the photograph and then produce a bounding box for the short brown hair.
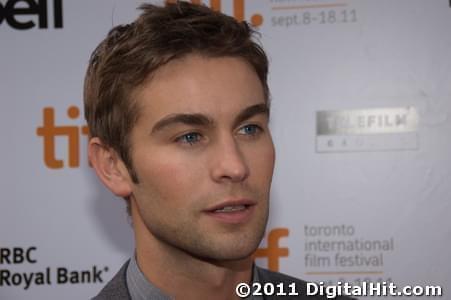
[83,1,269,183]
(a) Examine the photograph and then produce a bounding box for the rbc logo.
[0,0,63,30]
[0,247,37,264]
[36,106,88,169]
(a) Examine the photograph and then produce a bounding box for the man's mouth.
[213,205,247,213]
[205,200,256,224]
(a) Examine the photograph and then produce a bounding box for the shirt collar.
[126,255,172,300]
[126,255,263,300]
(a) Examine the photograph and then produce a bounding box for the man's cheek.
[150,161,193,189]
[251,152,274,174]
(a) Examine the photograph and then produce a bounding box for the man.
[85,2,353,299]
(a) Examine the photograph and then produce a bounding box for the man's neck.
[132,207,254,300]
[135,236,253,300]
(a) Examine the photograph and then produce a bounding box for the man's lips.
[203,199,257,224]
[204,199,257,212]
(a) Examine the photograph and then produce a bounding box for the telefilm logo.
[0,247,108,290]
[166,0,263,26]
[316,107,419,153]
[0,0,63,30]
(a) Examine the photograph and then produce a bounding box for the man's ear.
[88,137,133,197]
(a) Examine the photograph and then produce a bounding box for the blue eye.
[176,132,201,145]
[239,124,261,136]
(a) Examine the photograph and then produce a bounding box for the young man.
[85,2,353,299]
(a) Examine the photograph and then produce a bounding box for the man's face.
[128,54,275,261]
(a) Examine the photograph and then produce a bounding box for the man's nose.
[210,135,249,183]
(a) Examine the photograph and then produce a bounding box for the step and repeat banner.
[1,0,450,299]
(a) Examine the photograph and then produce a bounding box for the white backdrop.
[1,0,450,299]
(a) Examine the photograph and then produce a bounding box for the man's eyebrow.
[151,113,214,134]
[151,103,269,134]
[233,103,270,128]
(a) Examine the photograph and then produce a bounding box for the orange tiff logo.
[254,228,289,272]
[36,106,88,169]
[166,0,263,26]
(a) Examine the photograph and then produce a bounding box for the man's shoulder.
[91,262,355,300]
[91,260,131,300]
[256,266,305,285]
[256,267,356,300]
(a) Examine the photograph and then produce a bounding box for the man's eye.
[238,124,261,136]
[176,132,202,145]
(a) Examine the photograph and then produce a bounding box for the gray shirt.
[126,255,263,300]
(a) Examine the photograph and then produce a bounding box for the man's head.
[85,2,275,262]
[84,1,269,183]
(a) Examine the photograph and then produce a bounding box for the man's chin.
[191,234,263,262]
[196,246,258,264]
